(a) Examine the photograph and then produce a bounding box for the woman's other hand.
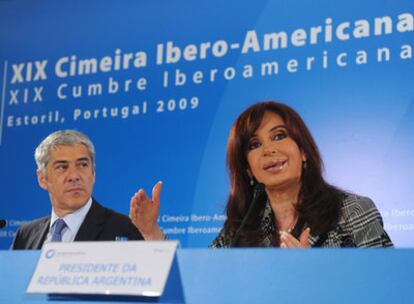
[129,181,165,240]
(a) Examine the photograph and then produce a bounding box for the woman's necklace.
[279,215,298,234]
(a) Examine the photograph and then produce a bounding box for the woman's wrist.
[142,226,165,240]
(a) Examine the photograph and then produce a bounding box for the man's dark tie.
[51,218,67,242]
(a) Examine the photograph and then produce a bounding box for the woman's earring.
[302,161,307,169]
[250,177,255,186]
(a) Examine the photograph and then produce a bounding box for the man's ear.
[246,168,252,178]
[37,170,48,191]
[92,168,96,185]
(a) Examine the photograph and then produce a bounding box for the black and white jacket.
[211,192,393,248]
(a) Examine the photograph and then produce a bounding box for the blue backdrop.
[1,0,413,248]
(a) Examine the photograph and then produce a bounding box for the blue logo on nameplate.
[44,249,56,259]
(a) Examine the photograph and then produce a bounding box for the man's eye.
[79,162,89,168]
[55,164,67,171]
[248,142,261,150]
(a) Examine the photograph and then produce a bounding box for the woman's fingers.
[280,228,311,248]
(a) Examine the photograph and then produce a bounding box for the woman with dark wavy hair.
[210,101,392,247]
[130,101,393,248]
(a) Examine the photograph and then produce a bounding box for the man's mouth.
[66,187,83,193]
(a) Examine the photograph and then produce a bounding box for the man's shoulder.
[103,205,133,225]
[91,199,131,224]
[12,216,50,250]
[86,199,143,240]
[18,216,50,233]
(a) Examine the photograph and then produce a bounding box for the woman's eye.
[248,142,261,150]
[273,132,287,141]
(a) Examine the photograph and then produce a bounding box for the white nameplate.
[26,241,178,297]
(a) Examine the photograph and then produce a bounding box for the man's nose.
[66,167,81,182]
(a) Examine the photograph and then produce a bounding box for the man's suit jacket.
[11,199,143,249]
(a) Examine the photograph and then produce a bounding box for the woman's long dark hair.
[224,101,342,246]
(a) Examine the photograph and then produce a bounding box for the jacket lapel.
[74,199,105,241]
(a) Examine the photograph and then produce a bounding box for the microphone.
[230,183,265,247]
[0,219,6,229]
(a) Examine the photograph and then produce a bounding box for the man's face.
[37,144,95,217]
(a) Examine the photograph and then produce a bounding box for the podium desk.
[1,248,413,304]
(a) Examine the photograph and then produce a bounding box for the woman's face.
[246,111,306,191]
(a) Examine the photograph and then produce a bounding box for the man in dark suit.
[12,130,143,250]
